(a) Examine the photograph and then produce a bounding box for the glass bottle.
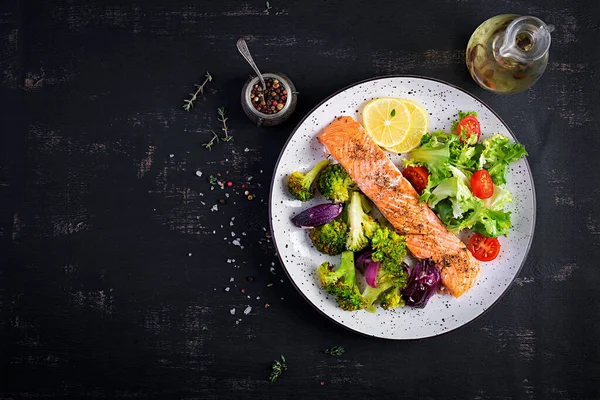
[466,15,554,94]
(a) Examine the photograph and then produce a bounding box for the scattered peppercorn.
[246,276,255,282]
[247,195,254,200]
[264,303,271,308]
[250,77,288,115]
[219,199,226,205]
[241,288,246,294]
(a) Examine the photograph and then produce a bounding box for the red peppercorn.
[227,181,233,187]
[240,288,246,293]
[281,96,287,101]
[272,100,278,106]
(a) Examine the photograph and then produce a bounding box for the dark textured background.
[1,0,599,399]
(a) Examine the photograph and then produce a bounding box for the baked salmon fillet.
[318,116,480,297]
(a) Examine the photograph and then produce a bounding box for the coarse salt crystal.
[230,277,234,282]
[243,306,252,315]
[231,232,236,237]
[195,170,202,177]
[232,239,241,247]
[211,204,218,212]
[224,287,230,292]
[188,253,192,256]
[230,308,236,315]
[244,148,250,152]
[169,154,174,158]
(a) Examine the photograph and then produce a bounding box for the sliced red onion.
[365,261,380,288]
[291,203,343,229]
[355,250,374,273]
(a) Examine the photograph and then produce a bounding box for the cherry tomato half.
[471,169,494,199]
[402,166,429,194]
[468,233,501,262]
[456,115,481,143]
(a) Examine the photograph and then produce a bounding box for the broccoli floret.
[308,219,348,255]
[360,227,409,312]
[370,226,407,270]
[287,160,330,201]
[361,260,409,312]
[346,191,379,252]
[317,251,366,311]
[318,164,357,203]
[380,287,405,310]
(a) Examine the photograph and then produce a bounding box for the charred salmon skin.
[318,116,480,297]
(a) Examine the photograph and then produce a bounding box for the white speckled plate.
[269,76,536,340]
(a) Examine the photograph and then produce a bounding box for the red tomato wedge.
[456,115,481,143]
[468,234,500,261]
[471,169,494,199]
[402,166,429,194]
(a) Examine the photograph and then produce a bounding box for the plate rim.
[268,74,537,340]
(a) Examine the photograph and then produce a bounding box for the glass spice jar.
[241,72,297,127]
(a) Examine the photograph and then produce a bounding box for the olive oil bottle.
[466,15,554,94]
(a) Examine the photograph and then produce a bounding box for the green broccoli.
[287,160,330,201]
[317,251,366,311]
[308,219,348,255]
[318,164,357,203]
[370,226,407,270]
[361,260,409,312]
[360,226,409,312]
[346,191,379,252]
[379,287,405,310]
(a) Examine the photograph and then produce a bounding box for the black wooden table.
[1,1,599,399]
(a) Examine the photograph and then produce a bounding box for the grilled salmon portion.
[318,116,480,297]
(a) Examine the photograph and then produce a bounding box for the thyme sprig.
[202,131,219,151]
[183,71,212,111]
[324,346,345,356]
[268,355,287,382]
[217,107,233,142]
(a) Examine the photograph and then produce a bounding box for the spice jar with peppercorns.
[241,72,297,127]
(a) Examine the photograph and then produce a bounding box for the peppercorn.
[219,199,226,205]
[248,194,254,200]
[249,77,289,115]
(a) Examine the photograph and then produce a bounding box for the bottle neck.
[494,16,553,65]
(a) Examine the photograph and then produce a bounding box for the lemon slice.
[385,99,428,153]
[362,98,411,148]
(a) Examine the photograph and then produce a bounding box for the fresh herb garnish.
[202,131,220,151]
[324,346,345,356]
[268,355,287,382]
[390,109,396,118]
[217,107,233,142]
[265,1,272,12]
[208,175,218,185]
[183,71,213,111]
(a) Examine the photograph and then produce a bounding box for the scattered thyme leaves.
[265,1,272,12]
[268,355,287,382]
[323,346,345,356]
[208,175,218,185]
[183,71,213,111]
